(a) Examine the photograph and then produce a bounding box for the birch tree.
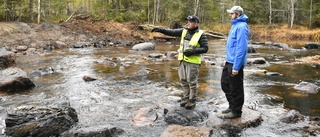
[194,0,199,15]
[37,0,41,24]
[269,0,272,25]
[309,0,313,29]
[290,0,297,28]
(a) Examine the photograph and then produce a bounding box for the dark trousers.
[220,62,244,114]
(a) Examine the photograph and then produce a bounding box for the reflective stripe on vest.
[178,29,204,64]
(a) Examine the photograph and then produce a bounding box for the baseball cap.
[227,6,244,14]
[185,15,199,23]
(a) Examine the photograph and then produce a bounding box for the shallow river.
[0,39,319,136]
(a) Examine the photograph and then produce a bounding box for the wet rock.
[82,75,97,82]
[0,49,16,69]
[294,81,319,94]
[247,46,256,53]
[5,105,78,137]
[160,124,212,137]
[0,67,35,92]
[206,108,262,130]
[266,72,282,76]
[148,53,162,59]
[54,41,68,49]
[273,42,291,50]
[164,51,178,58]
[61,125,125,137]
[28,67,55,77]
[132,42,155,51]
[316,64,320,69]
[247,57,266,64]
[305,42,320,49]
[137,69,151,75]
[25,48,38,55]
[131,107,158,126]
[280,109,304,123]
[16,46,28,51]
[164,107,208,126]
[43,44,55,50]
[102,59,117,67]
[73,42,90,48]
[251,41,265,45]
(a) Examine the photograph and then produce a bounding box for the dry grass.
[250,24,320,41]
[297,55,320,65]
[204,23,320,48]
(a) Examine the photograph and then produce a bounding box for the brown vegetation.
[297,55,320,65]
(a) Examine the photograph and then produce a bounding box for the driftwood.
[66,5,83,22]
[204,30,227,39]
[154,36,177,41]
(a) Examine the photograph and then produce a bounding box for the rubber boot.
[185,98,196,109]
[180,97,189,107]
[222,108,231,114]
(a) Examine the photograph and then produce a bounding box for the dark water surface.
[0,39,319,136]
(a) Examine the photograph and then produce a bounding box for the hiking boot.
[221,108,231,114]
[218,112,241,119]
[180,98,189,107]
[185,99,196,109]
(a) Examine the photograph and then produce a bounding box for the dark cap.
[185,15,199,23]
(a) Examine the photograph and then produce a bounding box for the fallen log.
[153,36,177,41]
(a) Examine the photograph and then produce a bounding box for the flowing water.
[0,39,319,136]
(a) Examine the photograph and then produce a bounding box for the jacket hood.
[231,14,249,24]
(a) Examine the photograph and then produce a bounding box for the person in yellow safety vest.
[151,15,208,109]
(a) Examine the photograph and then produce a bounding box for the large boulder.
[132,42,155,51]
[305,42,320,49]
[0,67,35,92]
[61,125,125,137]
[164,107,208,126]
[5,105,78,137]
[0,48,16,69]
[131,107,158,126]
[294,81,319,94]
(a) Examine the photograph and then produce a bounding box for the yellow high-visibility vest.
[178,29,204,64]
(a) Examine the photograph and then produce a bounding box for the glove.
[183,49,195,57]
[151,27,162,33]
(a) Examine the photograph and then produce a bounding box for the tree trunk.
[309,0,313,29]
[290,0,296,28]
[5,0,11,21]
[30,0,34,21]
[269,0,272,26]
[194,0,199,15]
[220,0,225,27]
[153,0,159,24]
[66,0,71,15]
[116,0,120,11]
[148,0,150,24]
[37,0,41,24]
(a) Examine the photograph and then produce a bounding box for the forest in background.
[1,0,320,28]
[1,0,320,43]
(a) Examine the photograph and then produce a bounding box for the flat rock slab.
[206,108,262,130]
[160,124,212,137]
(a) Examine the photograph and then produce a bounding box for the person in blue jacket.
[219,6,250,119]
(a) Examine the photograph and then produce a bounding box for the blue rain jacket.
[226,14,249,71]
